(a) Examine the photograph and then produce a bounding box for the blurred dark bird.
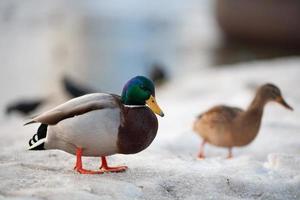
[6,99,44,116]
[149,63,168,86]
[193,83,293,159]
[62,76,96,98]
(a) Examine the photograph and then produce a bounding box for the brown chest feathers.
[117,106,158,154]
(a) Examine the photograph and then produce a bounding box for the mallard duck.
[26,76,164,174]
[193,83,293,159]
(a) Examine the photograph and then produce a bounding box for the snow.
[1,58,300,200]
[1,0,300,199]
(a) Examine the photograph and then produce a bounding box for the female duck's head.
[257,83,293,110]
[121,76,164,117]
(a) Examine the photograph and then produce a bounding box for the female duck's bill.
[276,96,293,111]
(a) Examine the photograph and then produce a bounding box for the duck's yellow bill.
[146,95,164,117]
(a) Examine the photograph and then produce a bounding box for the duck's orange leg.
[74,148,103,174]
[99,156,128,173]
[197,140,206,159]
[227,148,233,159]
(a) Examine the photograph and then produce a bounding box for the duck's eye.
[270,91,279,99]
[140,85,146,90]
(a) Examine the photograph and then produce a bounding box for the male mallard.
[193,83,293,159]
[26,76,164,174]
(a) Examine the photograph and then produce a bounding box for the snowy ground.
[0,57,300,200]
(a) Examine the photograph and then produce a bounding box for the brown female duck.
[193,83,293,159]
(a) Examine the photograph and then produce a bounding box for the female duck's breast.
[117,107,158,154]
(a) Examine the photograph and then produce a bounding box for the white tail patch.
[28,138,46,150]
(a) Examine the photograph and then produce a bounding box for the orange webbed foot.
[74,149,128,174]
[74,167,104,174]
[99,156,128,173]
[74,147,104,174]
[100,165,128,173]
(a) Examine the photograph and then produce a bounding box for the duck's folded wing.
[24,93,120,125]
[200,105,244,124]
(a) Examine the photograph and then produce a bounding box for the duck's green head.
[121,76,164,117]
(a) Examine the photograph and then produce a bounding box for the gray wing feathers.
[24,93,118,125]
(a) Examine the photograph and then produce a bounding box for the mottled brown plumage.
[194,83,293,158]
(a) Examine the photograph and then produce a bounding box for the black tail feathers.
[28,124,48,150]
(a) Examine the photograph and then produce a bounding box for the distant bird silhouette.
[6,99,44,116]
[149,63,168,86]
[62,76,96,98]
